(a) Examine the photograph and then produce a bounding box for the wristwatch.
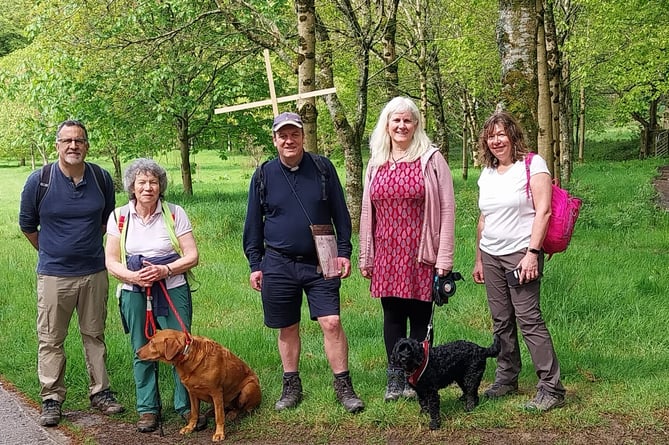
[528,247,541,255]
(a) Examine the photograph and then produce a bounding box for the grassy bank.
[1,151,668,443]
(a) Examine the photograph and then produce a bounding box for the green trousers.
[119,284,193,415]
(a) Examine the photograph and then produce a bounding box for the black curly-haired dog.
[391,335,500,430]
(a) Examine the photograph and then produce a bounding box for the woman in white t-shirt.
[472,111,566,412]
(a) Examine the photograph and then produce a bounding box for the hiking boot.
[90,388,125,414]
[402,381,417,399]
[137,413,158,433]
[333,375,364,413]
[39,399,61,427]
[524,388,565,412]
[384,368,404,402]
[483,382,518,399]
[182,411,208,431]
[275,374,303,411]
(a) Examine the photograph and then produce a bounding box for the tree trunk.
[315,13,365,231]
[497,0,538,145]
[175,116,193,196]
[559,57,574,182]
[578,84,585,163]
[296,0,318,154]
[536,0,554,171]
[381,0,400,99]
[543,0,561,183]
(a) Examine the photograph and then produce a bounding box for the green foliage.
[1,151,668,441]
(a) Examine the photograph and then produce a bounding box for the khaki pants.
[37,271,111,402]
[481,250,565,396]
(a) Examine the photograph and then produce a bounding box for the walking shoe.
[137,413,158,433]
[402,382,417,399]
[275,374,303,411]
[384,368,405,402]
[182,411,208,431]
[333,375,364,413]
[90,388,125,414]
[483,382,518,399]
[524,388,565,412]
[39,399,62,427]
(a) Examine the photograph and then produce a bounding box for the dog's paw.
[212,432,225,441]
[429,419,441,430]
[179,425,195,435]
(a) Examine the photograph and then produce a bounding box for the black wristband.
[528,247,541,255]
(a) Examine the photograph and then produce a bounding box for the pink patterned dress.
[369,159,433,301]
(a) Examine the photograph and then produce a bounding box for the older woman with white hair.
[358,97,456,401]
[105,158,204,433]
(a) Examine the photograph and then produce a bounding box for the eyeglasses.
[57,138,88,146]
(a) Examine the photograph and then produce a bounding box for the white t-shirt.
[477,155,550,255]
[107,199,193,290]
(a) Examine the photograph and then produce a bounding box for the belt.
[266,246,319,264]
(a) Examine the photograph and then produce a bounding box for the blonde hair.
[368,97,433,167]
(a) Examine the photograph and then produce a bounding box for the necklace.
[390,152,409,170]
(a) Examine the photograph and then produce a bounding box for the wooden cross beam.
[214,49,336,117]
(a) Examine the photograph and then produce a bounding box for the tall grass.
[1,150,668,442]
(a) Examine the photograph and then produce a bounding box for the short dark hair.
[56,119,89,141]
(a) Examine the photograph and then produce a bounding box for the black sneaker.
[333,375,364,413]
[275,374,303,411]
[39,399,61,427]
[90,388,125,415]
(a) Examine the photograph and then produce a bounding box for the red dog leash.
[144,280,193,350]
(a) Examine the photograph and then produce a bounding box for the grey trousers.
[481,249,565,396]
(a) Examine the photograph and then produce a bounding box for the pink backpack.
[525,153,582,256]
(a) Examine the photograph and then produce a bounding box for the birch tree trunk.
[296,0,318,153]
[497,0,538,145]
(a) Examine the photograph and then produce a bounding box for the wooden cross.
[214,49,336,117]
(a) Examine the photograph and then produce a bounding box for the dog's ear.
[163,337,183,361]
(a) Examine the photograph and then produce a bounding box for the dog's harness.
[408,339,430,386]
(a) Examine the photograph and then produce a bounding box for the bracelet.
[528,247,541,255]
[166,264,173,278]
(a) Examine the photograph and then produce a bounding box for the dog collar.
[408,340,430,386]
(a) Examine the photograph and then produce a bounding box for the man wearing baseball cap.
[243,111,364,413]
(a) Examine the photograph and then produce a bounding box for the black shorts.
[260,248,341,328]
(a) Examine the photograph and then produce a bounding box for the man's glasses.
[57,138,88,146]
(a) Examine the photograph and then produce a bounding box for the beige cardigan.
[358,146,455,273]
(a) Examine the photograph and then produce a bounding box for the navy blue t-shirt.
[243,153,352,272]
[19,162,115,276]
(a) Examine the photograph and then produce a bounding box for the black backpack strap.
[254,160,270,214]
[86,162,108,198]
[36,162,54,210]
[305,152,329,201]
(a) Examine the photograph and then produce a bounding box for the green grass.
[1,149,668,443]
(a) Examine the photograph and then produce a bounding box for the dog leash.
[144,281,193,350]
[408,302,436,386]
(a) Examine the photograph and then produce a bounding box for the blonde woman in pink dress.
[359,97,455,401]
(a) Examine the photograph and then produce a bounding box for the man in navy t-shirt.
[19,120,123,427]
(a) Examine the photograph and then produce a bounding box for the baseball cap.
[272,112,303,132]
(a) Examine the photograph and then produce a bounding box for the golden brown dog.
[136,329,261,441]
